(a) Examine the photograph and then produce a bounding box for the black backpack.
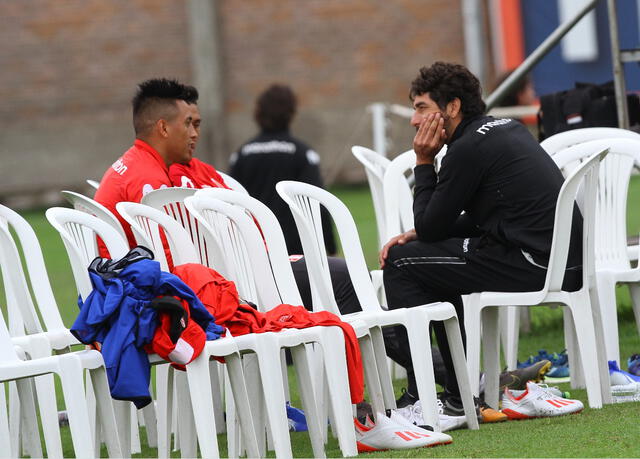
[537,81,640,140]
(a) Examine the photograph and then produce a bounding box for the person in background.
[230,84,361,314]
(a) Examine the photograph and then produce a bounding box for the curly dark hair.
[254,84,297,132]
[409,62,486,118]
[132,78,199,136]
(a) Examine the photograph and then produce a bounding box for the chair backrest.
[0,205,66,336]
[60,190,128,241]
[552,138,640,270]
[217,171,250,195]
[545,148,609,293]
[541,127,640,155]
[351,146,391,249]
[382,149,417,240]
[276,181,382,315]
[115,202,200,272]
[188,188,303,308]
[140,187,226,273]
[86,179,100,190]
[46,207,130,300]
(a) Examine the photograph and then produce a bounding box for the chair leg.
[291,344,326,459]
[404,314,440,432]
[563,307,585,389]
[566,296,603,408]
[629,282,640,338]
[443,316,479,430]
[8,382,21,458]
[0,382,11,458]
[90,365,123,458]
[185,355,220,459]
[141,391,158,448]
[130,403,141,454]
[155,364,174,458]
[358,334,385,416]
[15,379,42,459]
[210,362,226,434]
[588,286,613,405]
[33,373,63,458]
[369,327,396,409]
[500,307,520,371]
[226,353,260,459]
[58,357,95,458]
[596,274,621,364]
[464,295,483,396]
[321,328,357,457]
[481,307,501,411]
[175,371,197,458]
[255,338,293,458]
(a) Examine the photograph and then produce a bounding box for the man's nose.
[410,113,421,127]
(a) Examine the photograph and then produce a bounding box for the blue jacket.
[71,258,224,408]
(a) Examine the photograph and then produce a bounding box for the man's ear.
[448,98,462,119]
[156,119,169,138]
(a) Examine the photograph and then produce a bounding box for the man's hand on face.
[379,229,418,268]
[413,113,445,166]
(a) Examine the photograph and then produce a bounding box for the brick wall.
[0,0,192,200]
[0,0,465,203]
[218,0,465,181]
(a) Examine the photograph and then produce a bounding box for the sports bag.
[537,81,640,140]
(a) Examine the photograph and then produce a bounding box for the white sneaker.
[393,400,466,432]
[502,381,584,419]
[354,412,452,452]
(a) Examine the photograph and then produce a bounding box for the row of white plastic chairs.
[353,127,640,407]
[1,177,481,457]
[2,133,618,456]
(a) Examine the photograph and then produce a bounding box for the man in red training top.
[95,78,225,246]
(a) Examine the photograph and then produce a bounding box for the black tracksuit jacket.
[413,115,583,269]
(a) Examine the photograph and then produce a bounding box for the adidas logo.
[394,430,433,441]
[545,399,575,408]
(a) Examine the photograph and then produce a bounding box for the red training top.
[95,139,172,248]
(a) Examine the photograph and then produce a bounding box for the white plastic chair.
[464,147,611,410]
[116,201,357,458]
[61,190,128,241]
[190,187,386,440]
[541,127,640,157]
[276,181,479,432]
[541,127,640,261]
[351,146,391,250]
[552,138,640,365]
[0,204,89,457]
[59,190,159,453]
[0,219,122,458]
[46,207,218,458]
[218,171,250,195]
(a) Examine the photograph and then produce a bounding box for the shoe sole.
[357,439,453,452]
[502,408,583,419]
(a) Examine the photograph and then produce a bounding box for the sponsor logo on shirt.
[111,158,128,175]
[476,118,512,135]
[241,141,296,155]
[180,176,195,188]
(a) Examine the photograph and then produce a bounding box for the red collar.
[134,139,169,171]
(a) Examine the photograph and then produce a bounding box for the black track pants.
[382,236,581,398]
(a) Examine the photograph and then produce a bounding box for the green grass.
[5,180,640,457]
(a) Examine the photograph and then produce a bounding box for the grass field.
[7,181,640,457]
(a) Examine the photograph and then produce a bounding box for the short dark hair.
[132,78,199,136]
[254,84,297,132]
[409,62,486,118]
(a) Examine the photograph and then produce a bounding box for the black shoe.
[395,388,418,408]
[438,391,482,420]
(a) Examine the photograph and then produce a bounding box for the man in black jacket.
[230,84,360,314]
[380,62,582,414]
